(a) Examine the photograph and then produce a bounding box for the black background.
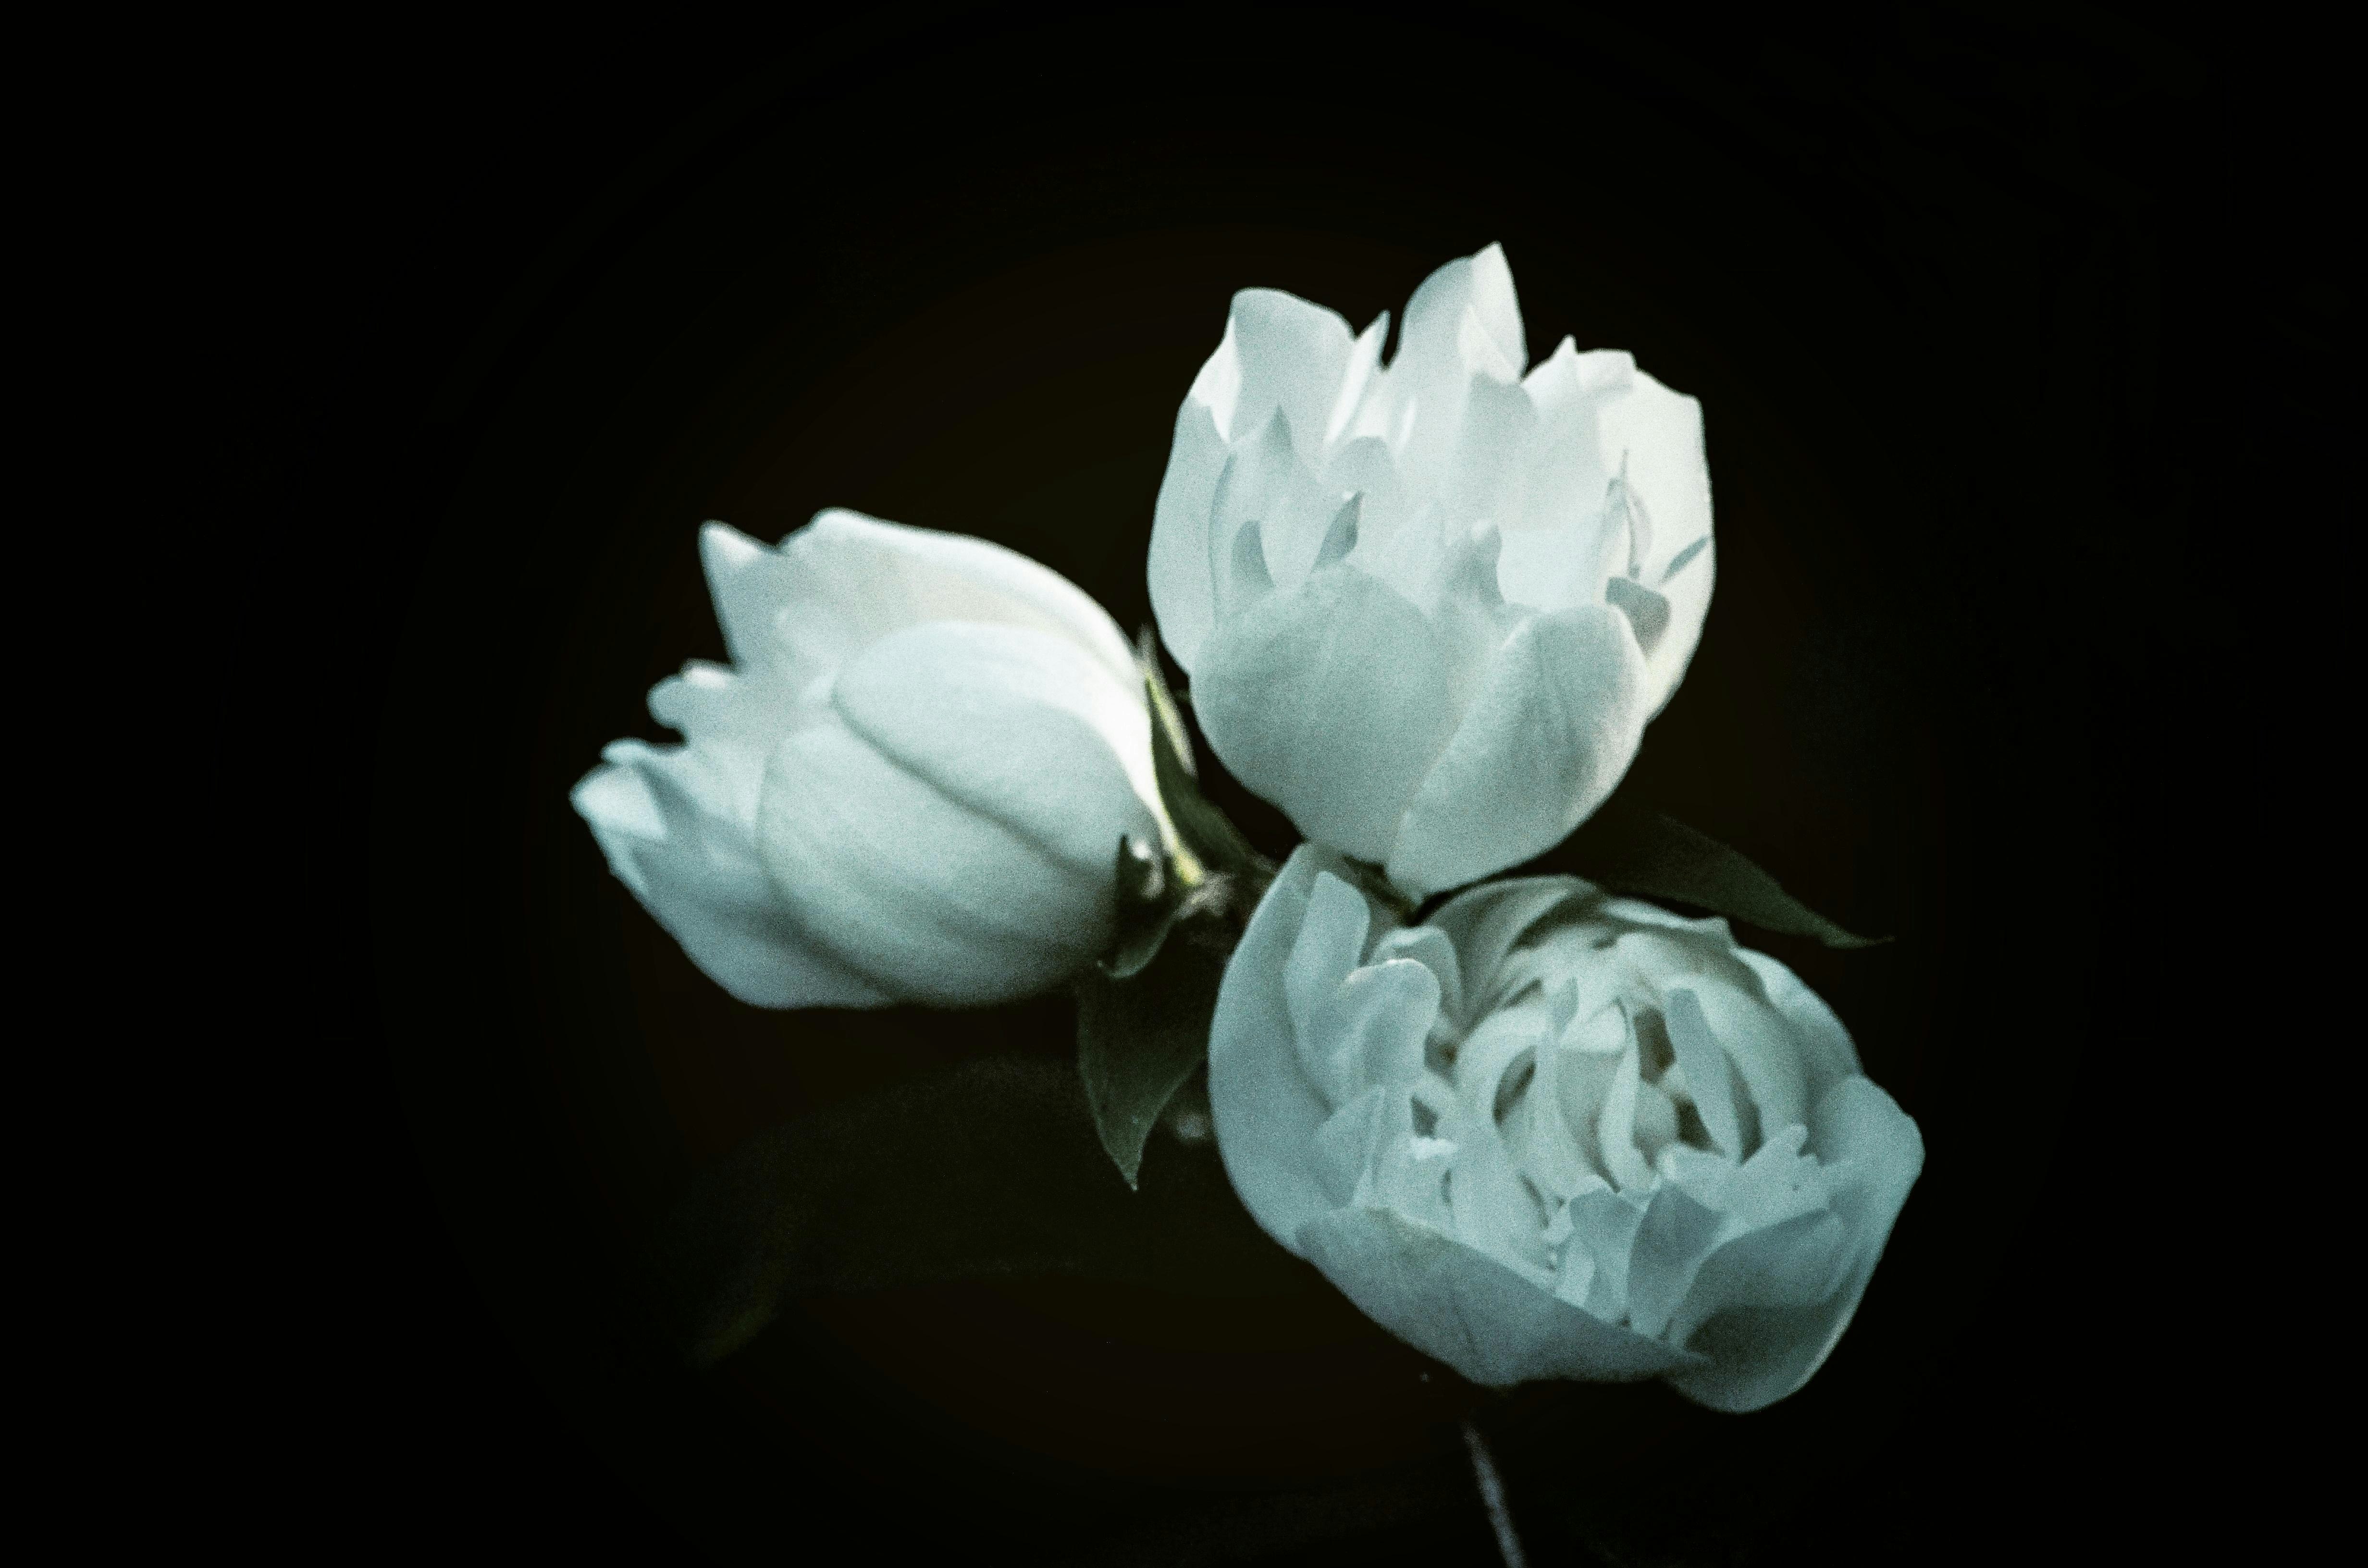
[225,4,2333,1561]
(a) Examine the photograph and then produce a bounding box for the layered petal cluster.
[1209,845,1921,1411]
[573,510,1164,1008]
[1149,245,1714,897]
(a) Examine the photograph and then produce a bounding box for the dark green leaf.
[1557,798,1885,949]
[1076,931,1226,1188]
[1104,833,1183,980]
[1138,628,1271,883]
[648,1056,1301,1368]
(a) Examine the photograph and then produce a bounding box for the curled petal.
[1210,844,1370,1254]
[1284,870,1375,1073]
[1667,1077,1924,1412]
[1368,924,1465,1027]
[1425,876,1588,1017]
[1679,980,1811,1151]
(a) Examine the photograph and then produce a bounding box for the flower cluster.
[574,245,1919,1413]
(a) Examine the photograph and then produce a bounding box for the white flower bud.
[574,511,1163,1007]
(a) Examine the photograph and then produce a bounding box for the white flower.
[573,510,1165,1007]
[1148,245,1714,897]
[1209,845,1921,1412]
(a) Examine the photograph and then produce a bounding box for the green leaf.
[1556,798,1885,949]
[1138,629,1271,884]
[1076,930,1226,1188]
[648,1056,1301,1368]
[1104,834,1183,980]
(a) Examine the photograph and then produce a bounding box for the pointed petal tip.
[699,519,766,570]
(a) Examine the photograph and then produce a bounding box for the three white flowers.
[573,245,1916,1413]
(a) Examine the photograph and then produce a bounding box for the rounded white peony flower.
[573,510,1166,1008]
[1148,244,1715,898]
[1209,845,1921,1412]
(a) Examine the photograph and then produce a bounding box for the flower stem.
[1461,1419,1528,1568]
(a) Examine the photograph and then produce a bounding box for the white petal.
[572,744,891,1009]
[1209,845,1363,1256]
[1318,435,1407,558]
[1284,870,1375,1084]
[1521,340,1633,420]
[1739,947,1864,1103]
[1496,341,1628,613]
[1664,988,1748,1158]
[1195,566,1454,864]
[1595,1038,1657,1193]
[1666,1076,1923,1412]
[1443,1111,1554,1276]
[1681,979,1811,1150]
[1223,287,1357,448]
[1398,245,1526,385]
[1148,400,1231,674]
[1209,412,1341,601]
[697,523,808,674]
[829,621,1161,874]
[1390,248,1525,488]
[1425,876,1589,1015]
[752,717,1107,1005]
[1593,371,1714,716]
[770,509,1140,694]
[1623,1178,1727,1340]
[1313,1084,1396,1208]
[1184,311,1244,437]
[1442,371,1539,535]
[1365,1112,1457,1228]
[1323,312,1392,446]
[1315,959,1443,1102]
[1560,1180,1651,1320]
[643,661,799,826]
[1452,1001,1549,1125]
[1426,524,1521,714]
[1368,925,1465,1027]
[1387,604,1647,898]
[1665,1210,1850,1350]
[1547,1035,1626,1183]
[1505,1041,1600,1200]
[1297,1207,1690,1388]
[1465,243,1527,374]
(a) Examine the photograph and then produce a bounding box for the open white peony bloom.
[573,511,1165,1008]
[1209,845,1921,1412]
[1149,245,1714,898]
